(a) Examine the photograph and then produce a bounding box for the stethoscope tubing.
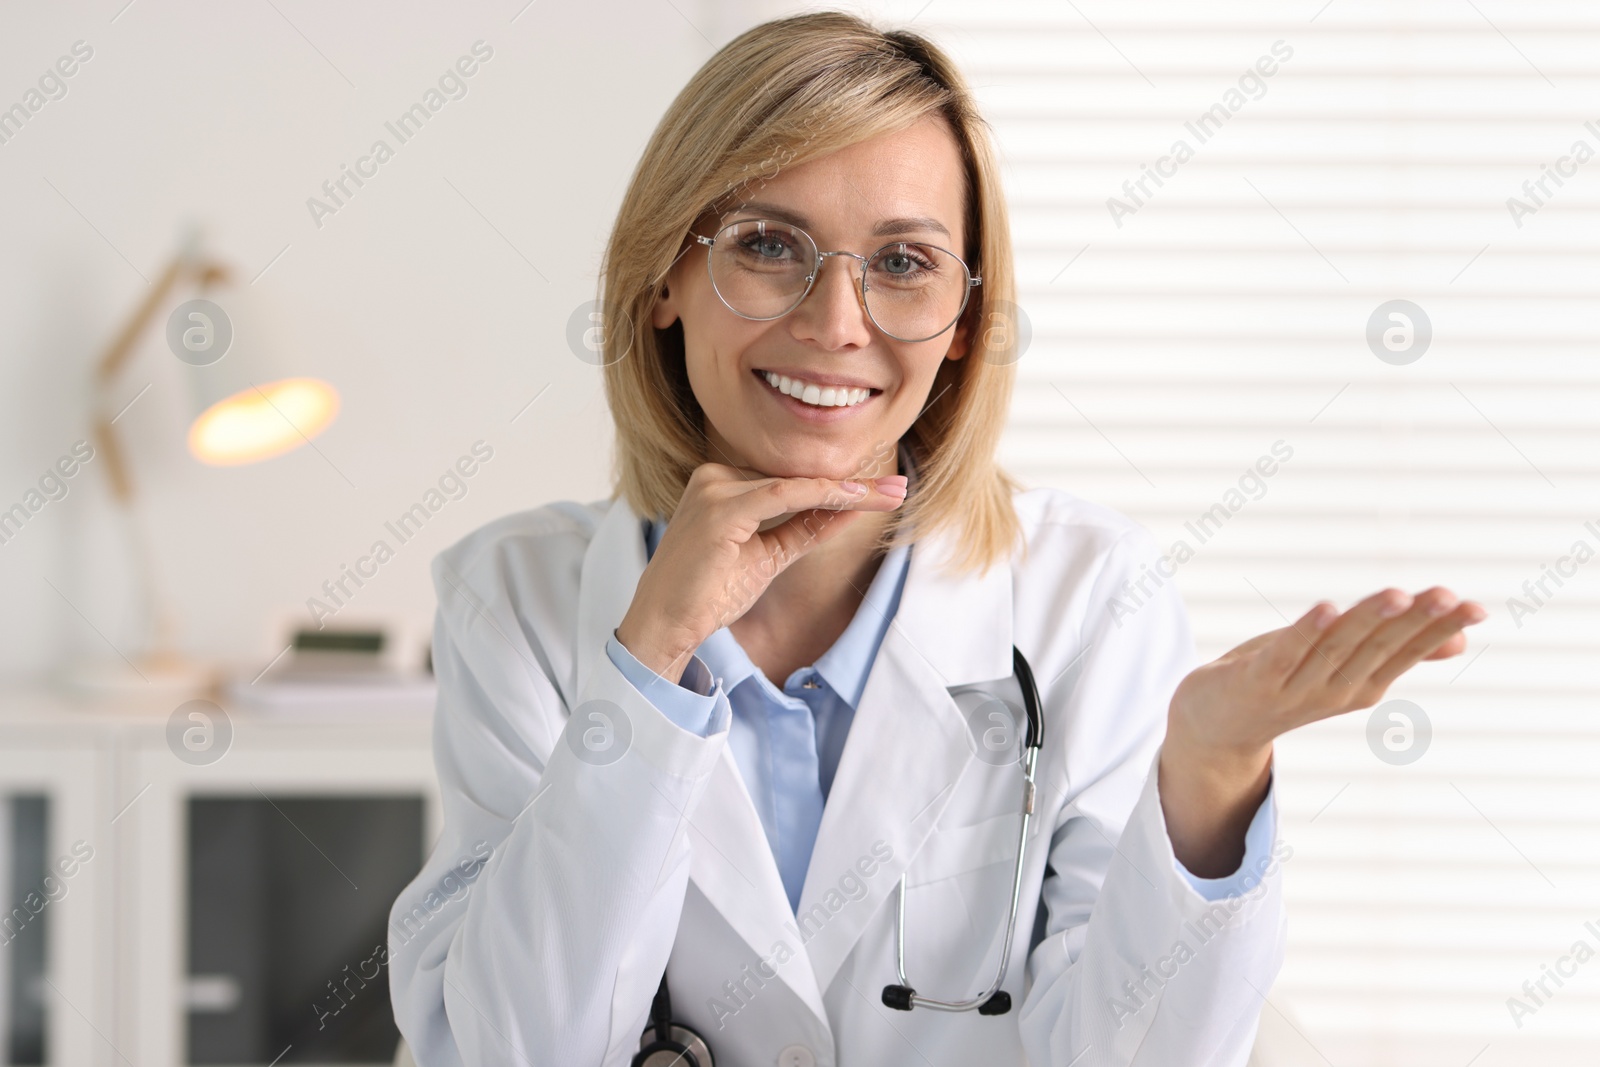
[884,645,1045,1013]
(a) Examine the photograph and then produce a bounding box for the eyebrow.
[725,200,951,241]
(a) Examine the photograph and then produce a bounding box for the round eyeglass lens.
[705,220,817,321]
[860,241,971,342]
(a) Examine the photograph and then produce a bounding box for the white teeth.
[761,371,871,408]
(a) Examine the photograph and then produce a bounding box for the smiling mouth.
[754,369,880,409]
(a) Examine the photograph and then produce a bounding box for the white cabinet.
[0,688,437,1067]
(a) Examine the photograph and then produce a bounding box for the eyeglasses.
[692,218,981,343]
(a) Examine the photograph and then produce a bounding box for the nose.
[789,253,874,350]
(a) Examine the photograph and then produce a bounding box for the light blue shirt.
[605,517,1275,915]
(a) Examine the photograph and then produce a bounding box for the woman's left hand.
[1158,586,1488,878]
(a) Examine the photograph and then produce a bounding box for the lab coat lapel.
[797,527,1015,998]
[573,496,831,1028]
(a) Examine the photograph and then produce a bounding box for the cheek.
[680,315,764,406]
[892,345,950,400]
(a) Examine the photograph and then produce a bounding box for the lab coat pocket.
[904,811,1021,888]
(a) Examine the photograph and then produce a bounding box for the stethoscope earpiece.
[980,991,1012,1015]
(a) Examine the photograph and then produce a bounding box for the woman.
[388,12,1484,1066]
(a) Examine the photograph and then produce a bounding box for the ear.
[651,266,681,330]
[943,308,973,362]
[651,285,677,329]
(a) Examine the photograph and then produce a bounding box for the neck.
[730,508,894,681]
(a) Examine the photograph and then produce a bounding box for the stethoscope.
[634,646,1044,1066]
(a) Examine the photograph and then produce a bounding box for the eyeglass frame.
[690,218,982,343]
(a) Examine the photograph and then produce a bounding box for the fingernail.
[1426,598,1455,617]
[841,481,868,494]
[1378,595,1410,618]
[875,476,908,499]
[1312,604,1336,629]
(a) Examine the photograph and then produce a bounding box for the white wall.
[0,0,722,680]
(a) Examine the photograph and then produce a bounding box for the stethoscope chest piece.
[634,1023,713,1067]
[634,974,714,1067]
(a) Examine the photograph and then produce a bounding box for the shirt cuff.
[1173,774,1278,901]
[605,633,721,737]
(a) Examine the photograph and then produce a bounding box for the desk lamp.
[78,230,339,694]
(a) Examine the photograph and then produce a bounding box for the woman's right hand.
[614,462,908,682]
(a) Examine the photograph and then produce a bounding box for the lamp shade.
[176,288,339,466]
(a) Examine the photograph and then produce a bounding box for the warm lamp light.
[188,377,341,466]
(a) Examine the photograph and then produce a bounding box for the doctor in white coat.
[387,11,1485,1066]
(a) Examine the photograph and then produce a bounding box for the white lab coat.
[388,484,1288,1066]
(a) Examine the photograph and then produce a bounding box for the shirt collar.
[642,442,917,708]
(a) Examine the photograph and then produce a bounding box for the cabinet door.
[186,794,425,1060]
[0,739,106,1067]
[125,718,437,1065]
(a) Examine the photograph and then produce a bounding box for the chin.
[755,439,879,481]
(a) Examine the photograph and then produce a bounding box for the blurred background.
[0,0,1596,1064]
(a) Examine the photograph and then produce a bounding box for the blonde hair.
[598,9,1023,575]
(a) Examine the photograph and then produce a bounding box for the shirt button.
[800,675,821,689]
[778,1046,816,1067]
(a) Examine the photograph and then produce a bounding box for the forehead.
[726,114,966,247]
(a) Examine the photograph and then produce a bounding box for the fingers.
[1253,600,1339,682]
[761,505,868,564]
[1278,588,1414,692]
[1276,587,1487,711]
[1422,631,1469,660]
[1366,600,1486,688]
[758,475,909,563]
[1336,587,1466,682]
[678,465,907,578]
[733,473,908,525]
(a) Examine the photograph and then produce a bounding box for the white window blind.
[887,2,1600,1064]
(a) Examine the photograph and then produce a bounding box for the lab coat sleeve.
[387,544,734,1067]
[605,632,722,736]
[1017,528,1289,1067]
